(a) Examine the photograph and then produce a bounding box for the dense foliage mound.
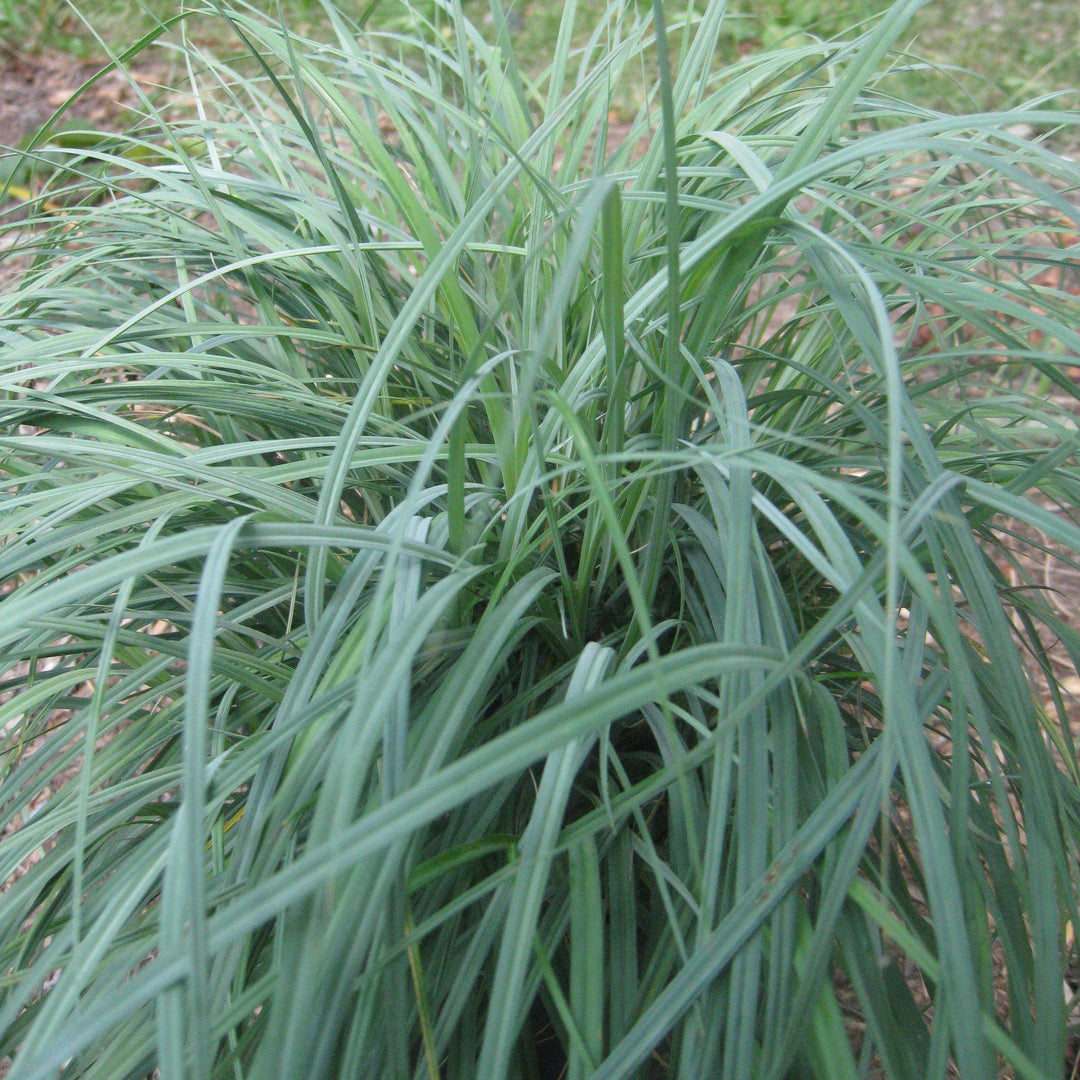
[1,1,1079,1076]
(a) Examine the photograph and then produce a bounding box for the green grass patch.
[5,0,1079,113]
[1,1,1079,1077]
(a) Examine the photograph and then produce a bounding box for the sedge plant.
[1,0,1080,1077]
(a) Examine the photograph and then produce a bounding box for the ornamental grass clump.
[1,0,1079,1076]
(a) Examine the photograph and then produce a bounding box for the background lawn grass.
[3,0,1079,116]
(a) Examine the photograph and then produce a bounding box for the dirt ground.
[0,44,143,148]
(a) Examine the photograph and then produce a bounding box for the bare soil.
[0,44,141,149]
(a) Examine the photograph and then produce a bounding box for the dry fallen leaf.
[45,88,76,108]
